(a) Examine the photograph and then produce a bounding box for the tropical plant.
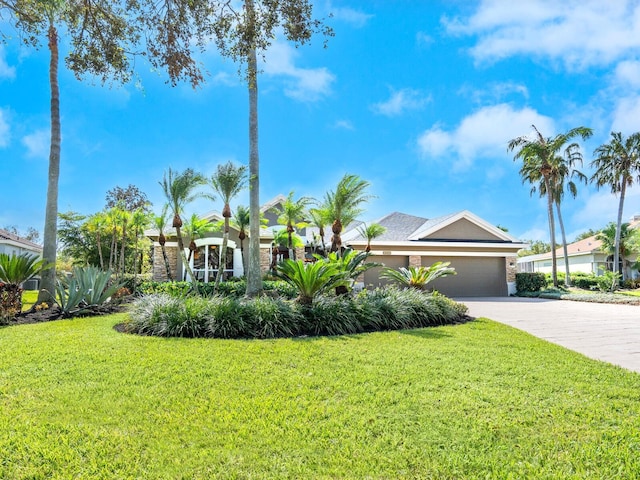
[508,125,592,287]
[55,266,124,316]
[357,223,387,252]
[596,222,636,290]
[591,131,640,282]
[0,253,51,320]
[324,174,374,256]
[85,212,108,270]
[153,204,174,281]
[160,168,205,283]
[308,207,332,256]
[380,262,456,290]
[182,214,217,279]
[273,191,313,260]
[319,248,381,295]
[208,161,248,287]
[232,205,251,273]
[273,259,349,305]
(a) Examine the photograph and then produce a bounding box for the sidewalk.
[458,297,640,373]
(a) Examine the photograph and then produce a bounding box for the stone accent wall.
[409,255,421,268]
[506,256,517,283]
[152,245,178,282]
[260,247,271,272]
[295,247,305,262]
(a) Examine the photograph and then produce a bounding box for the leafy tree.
[508,125,592,287]
[160,168,205,283]
[273,191,313,260]
[105,185,150,213]
[208,161,248,286]
[324,174,373,257]
[152,204,174,281]
[574,229,599,242]
[596,222,636,286]
[380,262,456,291]
[517,240,551,257]
[357,223,386,252]
[591,131,640,282]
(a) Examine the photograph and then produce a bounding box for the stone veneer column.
[260,247,272,273]
[152,245,178,282]
[409,255,421,268]
[506,256,517,295]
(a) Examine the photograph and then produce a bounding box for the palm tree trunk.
[614,181,626,286]
[37,23,61,304]
[544,176,558,287]
[160,245,173,281]
[555,202,571,287]
[176,226,196,282]
[119,219,127,278]
[215,217,230,287]
[246,13,262,297]
[96,231,105,270]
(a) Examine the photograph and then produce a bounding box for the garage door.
[424,256,506,297]
[364,255,408,288]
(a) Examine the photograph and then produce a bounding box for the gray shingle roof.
[342,212,429,242]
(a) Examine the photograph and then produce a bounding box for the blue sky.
[1,0,640,242]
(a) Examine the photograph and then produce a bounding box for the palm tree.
[324,174,374,257]
[153,204,173,281]
[182,214,217,280]
[308,207,332,256]
[596,222,634,279]
[274,191,313,260]
[232,205,250,274]
[508,125,592,287]
[208,161,248,286]
[85,212,108,270]
[357,223,387,252]
[160,168,205,283]
[130,209,149,291]
[591,132,640,283]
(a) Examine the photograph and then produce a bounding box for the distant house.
[341,210,527,297]
[0,228,43,258]
[517,216,640,280]
[147,199,526,296]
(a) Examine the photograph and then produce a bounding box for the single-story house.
[147,197,526,296]
[341,211,527,297]
[517,216,640,280]
[0,228,44,289]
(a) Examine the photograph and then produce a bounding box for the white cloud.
[333,119,354,130]
[22,129,49,159]
[0,109,9,147]
[417,104,555,170]
[211,71,237,86]
[611,96,640,134]
[0,47,16,79]
[444,0,640,69]
[372,88,431,116]
[573,185,640,229]
[262,42,335,102]
[614,60,640,89]
[330,6,373,27]
[460,81,529,104]
[416,32,434,47]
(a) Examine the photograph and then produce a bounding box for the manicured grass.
[21,290,38,311]
[618,290,640,298]
[1,315,639,478]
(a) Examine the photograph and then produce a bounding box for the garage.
[364,255,408,287]
[426,256,507,297]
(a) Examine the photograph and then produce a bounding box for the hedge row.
[137,279,298,299]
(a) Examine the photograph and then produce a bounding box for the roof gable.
[409,211,516,242]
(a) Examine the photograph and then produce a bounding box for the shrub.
[596,271,621,292]
[572,273,599,290]
[515,273,547,293]
[55,266,125,316]
[137,279,298,300]
[240,296,303,339]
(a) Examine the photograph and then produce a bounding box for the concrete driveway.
[457,297,640,374]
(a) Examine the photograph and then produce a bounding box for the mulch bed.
[3,305,125,327]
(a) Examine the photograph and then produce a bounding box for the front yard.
[1,313,639,478]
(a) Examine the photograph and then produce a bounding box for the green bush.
[137,279,297,299]
[572,273,599,290]
[515,273,547,293]
[126,288,469,339]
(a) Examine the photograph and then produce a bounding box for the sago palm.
[274,259,348,306]
[380,262,456,291]
[208,161,248,286]
[0,253,51,317]
[591,131,640,282]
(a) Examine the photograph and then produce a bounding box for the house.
[340,211,527,297]
[147,198,526,296]
[0,228,44,289]
[517,216,640,280]
[0,228,43,257]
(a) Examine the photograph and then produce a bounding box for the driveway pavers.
[457,297,640,373]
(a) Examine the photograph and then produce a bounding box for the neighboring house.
[517,216,640,280]
[341,211,527,297]
[147,199,526,296]
[0,228,44,289]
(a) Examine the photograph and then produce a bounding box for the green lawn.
[1,314,639,479]
[21,290,38,311]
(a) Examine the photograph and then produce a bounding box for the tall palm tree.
[182,213,217,280]
[153,204,173,281]
[357,223,387,252]
[232,205,250,274]
[508,125,592,287]
[85,212,108,270]
[324,174,373,257]
[591,131,640,283]
[160,168,205,283]
[208,161,248,286]
[130,209,149,291]
[274,191,313,260]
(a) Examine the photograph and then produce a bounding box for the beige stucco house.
[147,198,526,296]
[517,216,640,280]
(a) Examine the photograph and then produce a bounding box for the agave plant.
[55,266,125,316]
[0,253,51,319]
[273,259,349,305]
[380,262,456,290]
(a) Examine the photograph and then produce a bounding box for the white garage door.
[425,256,507,297]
